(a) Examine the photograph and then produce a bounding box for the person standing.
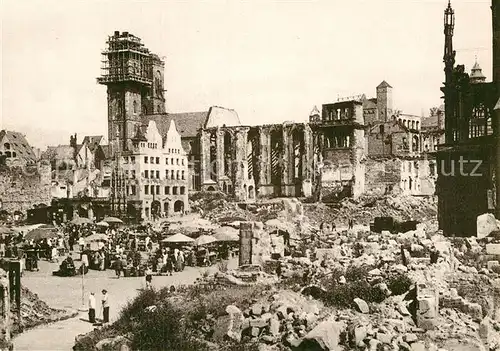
[178,250,185,271]
[113,257,123,278]
[78,236,85,252]
[88,292,96,323]
[101,289,109,324]
[145,266,153,289]
[166,253,174,276]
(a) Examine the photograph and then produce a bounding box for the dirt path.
[13,258,237,351]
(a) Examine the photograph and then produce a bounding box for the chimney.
[114,31,119,37]
[70,133,77,148]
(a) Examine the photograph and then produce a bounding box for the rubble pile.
[214,290,326,346]
[195,265,279,289]
[303,195,438,227]
[223,223,500,350]
[190,191,252,222]
[75,195,500,351]
[11,286,77,334]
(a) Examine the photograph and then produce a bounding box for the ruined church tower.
[376,80,393,121]
[97,31,166,154]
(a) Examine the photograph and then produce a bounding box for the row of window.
[0,151,16,158]
[326,107,353,121]
[143,185,185,196]
[143,170,185,180]
[396,117,420,130]
[122,156,186,166]
[142,156,185,166]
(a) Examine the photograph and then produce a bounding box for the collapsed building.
[96,31,443,204]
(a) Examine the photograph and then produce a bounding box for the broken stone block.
[250,318,268,328]
[404,333,418,343]
[300,318,346,351]
[285,332,301,348]
[251,303,263,316]
[411,244,425,253]
[487,244,500,256]
[393,264,408,274]
[398,303,411,316]
[488,261,500,271]
[465,302,483,320]
[354,298,370,314]
[305,313,318,327]
[416,285,439,331]
[261,313,272,322]
[269,317,280,336]
[479,317,491,340]
[376,332,392,344]
[411,342,426,351]
[414,230,426,239]
[477,213,500,239]
[369,338,381,351]
[226,305,242,315]
[354,326,367,344]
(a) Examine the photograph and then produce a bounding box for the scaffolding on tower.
[97,31,154,86]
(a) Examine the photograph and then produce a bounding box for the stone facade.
[201,123,314,201]
[314,99,366,201]
[95,30,437,204]
[117,119,189,220]
[437,0,500,236]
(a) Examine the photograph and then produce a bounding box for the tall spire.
[444,0,456,82]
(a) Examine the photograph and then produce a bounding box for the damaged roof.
[0,130,37,163]
[141,111,208,139]
[41,145,74,161]
[82,135,105,152]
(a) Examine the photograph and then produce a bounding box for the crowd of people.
[0,220,238,278]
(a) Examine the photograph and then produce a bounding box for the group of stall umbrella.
[0,215,298,251]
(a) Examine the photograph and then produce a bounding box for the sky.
[0,0,493,149]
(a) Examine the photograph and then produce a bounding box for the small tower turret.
[470,57,487,84]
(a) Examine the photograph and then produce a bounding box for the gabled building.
[0,130,37,166]
[113,119,189,220]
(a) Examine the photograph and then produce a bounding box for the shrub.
[344,265,373,282]
[387,274,413,296]
[352,242,364,258]
[322,265,386,308]
[116,288,157,329]
[323,280,386,308]
[74,325,120,351]
[131,303,208,351]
